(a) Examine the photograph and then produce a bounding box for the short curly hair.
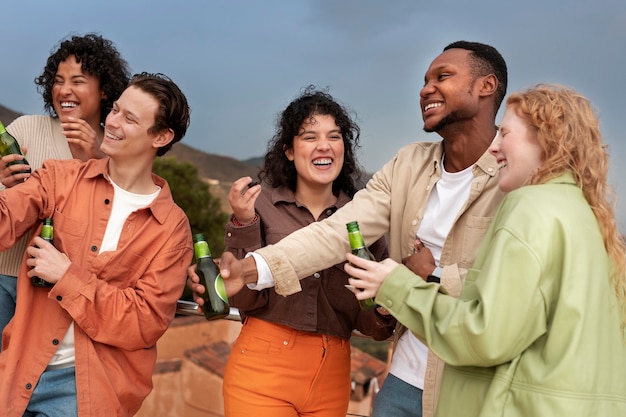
[444,41,508,114]
[35,33,131,125]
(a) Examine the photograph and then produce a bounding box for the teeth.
[313,159,332,166]
[106,132,122,141]
[424,102,442,111]
[60,102,77,109]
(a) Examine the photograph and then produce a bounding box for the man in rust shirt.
[0,73,193,416]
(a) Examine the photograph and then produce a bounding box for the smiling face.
[52,55,105,129]
[420,48,482,133]
[102,86,169,162]
[490,105,544,192]
[284,113,345,193]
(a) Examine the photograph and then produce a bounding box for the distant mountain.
[0,103,261,183]
[0,104,22,126]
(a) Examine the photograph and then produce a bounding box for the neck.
[439,121,497,172]
[294,182,337,219]
[107,159,158,194]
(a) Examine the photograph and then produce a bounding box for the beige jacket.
[256,140,504,416]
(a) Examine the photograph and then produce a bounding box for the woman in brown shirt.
[221,86,394,417]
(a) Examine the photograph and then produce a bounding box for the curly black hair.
[34,33,131,125]
[259,85,363,197]
[444,41,508,113]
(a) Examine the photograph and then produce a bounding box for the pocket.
[51,208,88,258]
[460,216,494,268]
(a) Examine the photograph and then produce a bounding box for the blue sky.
[3,0,626,227]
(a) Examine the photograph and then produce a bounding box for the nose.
[317,137,331,150]
[420,80,435,99]
[105,110,119,129]
[489,134,501,156]
[58,83,73,96]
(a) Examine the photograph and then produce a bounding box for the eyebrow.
[113,102,140,121]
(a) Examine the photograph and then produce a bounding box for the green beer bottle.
[346,221,377,310]
[193,233,230,320]
[32,218,54,287]
[0,120,31,174]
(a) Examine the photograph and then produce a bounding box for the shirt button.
[412,220,418,226]
[56,295,62,301]
[325,209,332,216]
[488,167,493,173]
[25,383,32,390]
[53,339,59,345]
[226,232,232,237]
[283,340,289,346]
[104,199,110,205]
[313,272,320,279]
[91,245,98,252]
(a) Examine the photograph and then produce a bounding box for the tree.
[153,157,229,300]
[153,157,228,256]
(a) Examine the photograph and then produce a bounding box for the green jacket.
[377,172,626,416]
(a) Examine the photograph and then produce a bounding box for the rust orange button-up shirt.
[0,158,193,416]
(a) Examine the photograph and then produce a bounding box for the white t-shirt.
[388,156,473,389]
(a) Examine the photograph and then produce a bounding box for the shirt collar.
[82,157,175,225]
[270,185,350,209]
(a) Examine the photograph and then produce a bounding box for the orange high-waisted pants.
[223,316,351,417]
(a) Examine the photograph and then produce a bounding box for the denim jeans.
[0,273,17,348]
[372,373,423,417]
[24,366,78,417]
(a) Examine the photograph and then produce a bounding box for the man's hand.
[25,236,71,285]
[401,239,436,280]
[219,252,258,297]
[186,252,259,307]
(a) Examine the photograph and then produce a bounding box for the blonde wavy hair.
[507,83,626,330]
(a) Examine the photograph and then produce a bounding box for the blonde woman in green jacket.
[346,84,626,416]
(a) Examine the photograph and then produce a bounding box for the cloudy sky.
[3,0,626,227]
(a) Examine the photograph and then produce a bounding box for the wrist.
[232,214,258,227]
[427,266,442,283]
[242,256,259,285]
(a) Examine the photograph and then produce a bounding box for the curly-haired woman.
[0,33,131,347]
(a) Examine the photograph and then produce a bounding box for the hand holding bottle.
[186,251,256,305]
[345,253,398,301]
[0,152,31,187]
[25,236,71,287]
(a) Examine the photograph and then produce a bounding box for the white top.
[388,156,473,389]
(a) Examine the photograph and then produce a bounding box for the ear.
[478,74,498,98]
[284,144,294,161]
[153,128,175,150]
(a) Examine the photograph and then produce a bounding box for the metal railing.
[176,299,241,321]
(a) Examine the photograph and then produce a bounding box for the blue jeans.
[372,373,423,417]
[24,366,78,417]
[0,273,17,348]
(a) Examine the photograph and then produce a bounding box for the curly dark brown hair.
[34,33,130,125]
[259,85,363,197]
